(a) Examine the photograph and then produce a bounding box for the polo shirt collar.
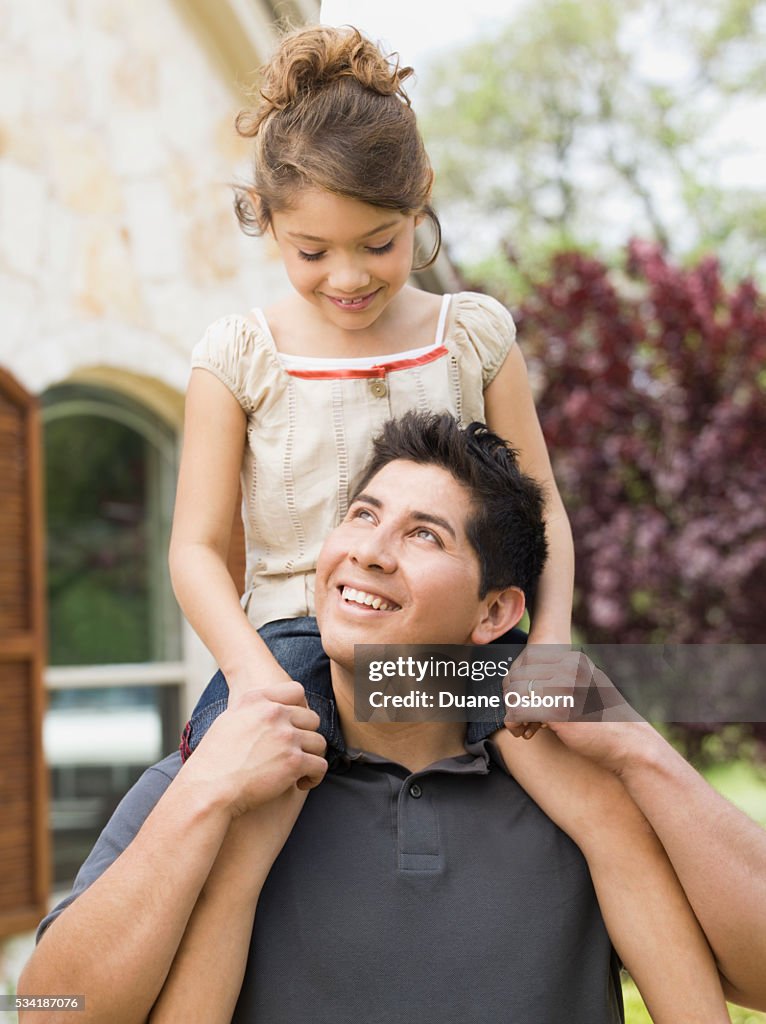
[305,687,499,775]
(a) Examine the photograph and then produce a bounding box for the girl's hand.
[503,633,571,740]
[503,647,645,768]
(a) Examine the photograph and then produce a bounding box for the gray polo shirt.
[40,701,623,1023]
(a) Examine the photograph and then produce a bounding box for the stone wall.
[0,0,290,412]
[0,0,295,989]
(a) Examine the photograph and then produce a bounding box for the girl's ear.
[471,587,526,645]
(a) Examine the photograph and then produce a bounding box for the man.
[20,413,765,1022]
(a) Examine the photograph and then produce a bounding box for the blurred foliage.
[45,415,152,665]
[419,0,766,280]
[476,241,766,758]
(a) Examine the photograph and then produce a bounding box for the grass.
[621,756,766,1022]
[622,975,766,1023]
[702,759,766,826]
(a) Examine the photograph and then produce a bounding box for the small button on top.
[369,378,387,398]
[409,783,423,799]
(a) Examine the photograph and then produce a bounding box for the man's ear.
[470,587,526,645]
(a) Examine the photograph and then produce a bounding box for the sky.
[321,0,766,189]
[319,0,766,269]
[319,0,518,93]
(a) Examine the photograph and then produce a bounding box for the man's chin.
[319,633,355,675]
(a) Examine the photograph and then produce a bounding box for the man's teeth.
[341,586,398,611]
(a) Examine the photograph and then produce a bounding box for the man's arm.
[493,728,730,1023]
[507,650,766,1009]
[597,721,766,1009]
[18,684,326,1024]
[149,790,303,1023]
[20,772,232,1024]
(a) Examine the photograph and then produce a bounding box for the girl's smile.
[322,287,383,312]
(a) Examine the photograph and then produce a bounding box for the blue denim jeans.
[181,616,528,756]
[182,617,330,756]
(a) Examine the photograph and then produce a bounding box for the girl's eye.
[367,240,394,256]
[298,250,325,262]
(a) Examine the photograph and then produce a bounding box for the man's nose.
[326,258,371,294]
[349,529,397,573]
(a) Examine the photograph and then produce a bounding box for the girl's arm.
[493,728,731,1023]
[169,369,292,699]
[483,344,574,644]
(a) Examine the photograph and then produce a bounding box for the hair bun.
[258,25,414,120]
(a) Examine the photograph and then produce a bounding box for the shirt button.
[369,378,387,398]
[409,783,422,799]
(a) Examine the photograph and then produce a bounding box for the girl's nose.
[326,259,371,294]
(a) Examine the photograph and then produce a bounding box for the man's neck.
[330,663,468,773]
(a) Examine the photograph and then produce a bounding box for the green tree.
[419,0,766,279]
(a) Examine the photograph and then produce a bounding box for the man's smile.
[339,585,401,612]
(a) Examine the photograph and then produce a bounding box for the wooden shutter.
[0,368,49,937]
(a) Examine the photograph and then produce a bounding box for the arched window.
[42,385,183,885]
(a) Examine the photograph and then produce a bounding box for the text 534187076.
[1,995,84,1011]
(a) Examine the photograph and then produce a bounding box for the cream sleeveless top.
[191,291,516,628]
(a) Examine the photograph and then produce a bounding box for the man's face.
[315,460,492,671]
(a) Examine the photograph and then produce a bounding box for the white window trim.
[45,663,187,689]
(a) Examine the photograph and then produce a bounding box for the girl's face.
[269,189,421,331]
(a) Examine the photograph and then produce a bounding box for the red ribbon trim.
[284,345,449,380]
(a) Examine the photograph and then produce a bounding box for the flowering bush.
[511,243,766,753]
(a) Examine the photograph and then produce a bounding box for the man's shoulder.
[36,752,182,942]
[91,750,182,844]
[146,750,184,782]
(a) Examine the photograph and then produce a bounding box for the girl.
[168,24,728,1020]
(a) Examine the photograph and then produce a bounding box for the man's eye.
[414,527,440,544]
[367,240,394,256]
[351,507,376,523]
[298,250,325,262]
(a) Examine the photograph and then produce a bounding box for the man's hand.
[503,647,647,774]
[180,681,328,817]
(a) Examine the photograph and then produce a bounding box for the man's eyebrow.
[285,220,401,244]
[350,492,383,509]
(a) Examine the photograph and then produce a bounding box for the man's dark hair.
[353,411,548,599]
